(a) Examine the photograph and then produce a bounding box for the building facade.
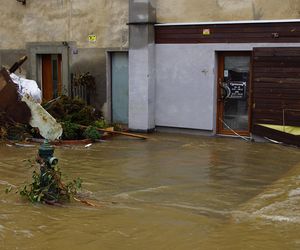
[0,0,129,114]
[1,0,300,139]
[128,0,300,142]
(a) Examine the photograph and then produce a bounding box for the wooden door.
[217,52,252,136]
[42,54,62,102]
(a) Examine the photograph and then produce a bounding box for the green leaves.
[5,157,82,205]
[19,162,82,204]
[83,126,101,141]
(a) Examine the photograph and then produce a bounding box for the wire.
[219,118,250,142]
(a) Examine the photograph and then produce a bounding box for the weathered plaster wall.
[71,48,107,110]
[0,0,128,49]
[156,0,300,23]
[0,0,128,114]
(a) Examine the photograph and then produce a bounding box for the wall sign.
[227,81,246,99]
[88,34,97,42]
[224,70,229,77]
[203,29,210,35]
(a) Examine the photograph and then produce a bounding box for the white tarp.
[22,94,63,141]
[9,72,62,141]
[10,73,42,103]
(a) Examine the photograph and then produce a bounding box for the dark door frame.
[216,51,252,136]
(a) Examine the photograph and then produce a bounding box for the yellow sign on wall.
[88,35,97,42]
[202,29,210,35]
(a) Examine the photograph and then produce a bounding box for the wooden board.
[253,124,300,147]
[155,22,300,44]
[0,68,31,124]
[252,47,300,130]
[42,54,53,101]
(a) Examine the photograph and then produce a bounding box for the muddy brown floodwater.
[0,133,300,250]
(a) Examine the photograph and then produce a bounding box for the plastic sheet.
[10,73,42,103]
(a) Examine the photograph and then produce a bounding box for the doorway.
[111,52,128,124]
[41,54,62,102]
[217,52,251,136]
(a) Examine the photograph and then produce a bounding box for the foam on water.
[233,165,300,224]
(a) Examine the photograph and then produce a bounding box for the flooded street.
[0,133,300,250]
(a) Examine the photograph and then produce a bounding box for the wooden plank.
[157,31,300,40]
[42,54,53,102]
[252,47,300,132]
[253,72,300,78]
[254,98,300,105]
[253,67,300,73]
[57,54,62,96]
[252,124,300,147]
[253,88,300,94]
[252,49,300,57]
[0,68,31,124]
[253,77,300,84]
[156,37,300,44]
[253,61,300,68]
[156,23,300,34]
[253,82,300,88]
[253,56,300,62]
[79,124,149,140]
[156,22,300,44]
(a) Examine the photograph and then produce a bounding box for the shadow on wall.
[71,48,107,111]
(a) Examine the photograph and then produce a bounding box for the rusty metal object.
[0,68,31,124]
[9,55,28,74]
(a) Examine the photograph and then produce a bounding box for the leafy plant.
[94,118,108,129]
[62,121,81,140]
[6,160,82,204]
[19,164,82,203]
[83,126,101,141]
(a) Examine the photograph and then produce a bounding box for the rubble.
[0,57,147,143]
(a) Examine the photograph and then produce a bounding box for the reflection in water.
[0,133,300,249]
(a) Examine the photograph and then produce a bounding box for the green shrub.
[94,118,108,129]
[62,121,81,140]
[83,126,101,141]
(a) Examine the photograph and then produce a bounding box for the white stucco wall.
[155,45,215,130]
[155,43,300,131]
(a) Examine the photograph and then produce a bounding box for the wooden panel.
[253,124,300,146]
[155,22,300,44]
[42,54,62,101]
[252,47,300,129]
[0,68,31,124]
[42,54,53,102]
[57,54,62,96]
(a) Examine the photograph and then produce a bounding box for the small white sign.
[224,70,229,77]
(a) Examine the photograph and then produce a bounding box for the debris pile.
[43,95,106,140]
[0,56,148,143]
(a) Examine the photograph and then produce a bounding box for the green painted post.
[37,140,59,201]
